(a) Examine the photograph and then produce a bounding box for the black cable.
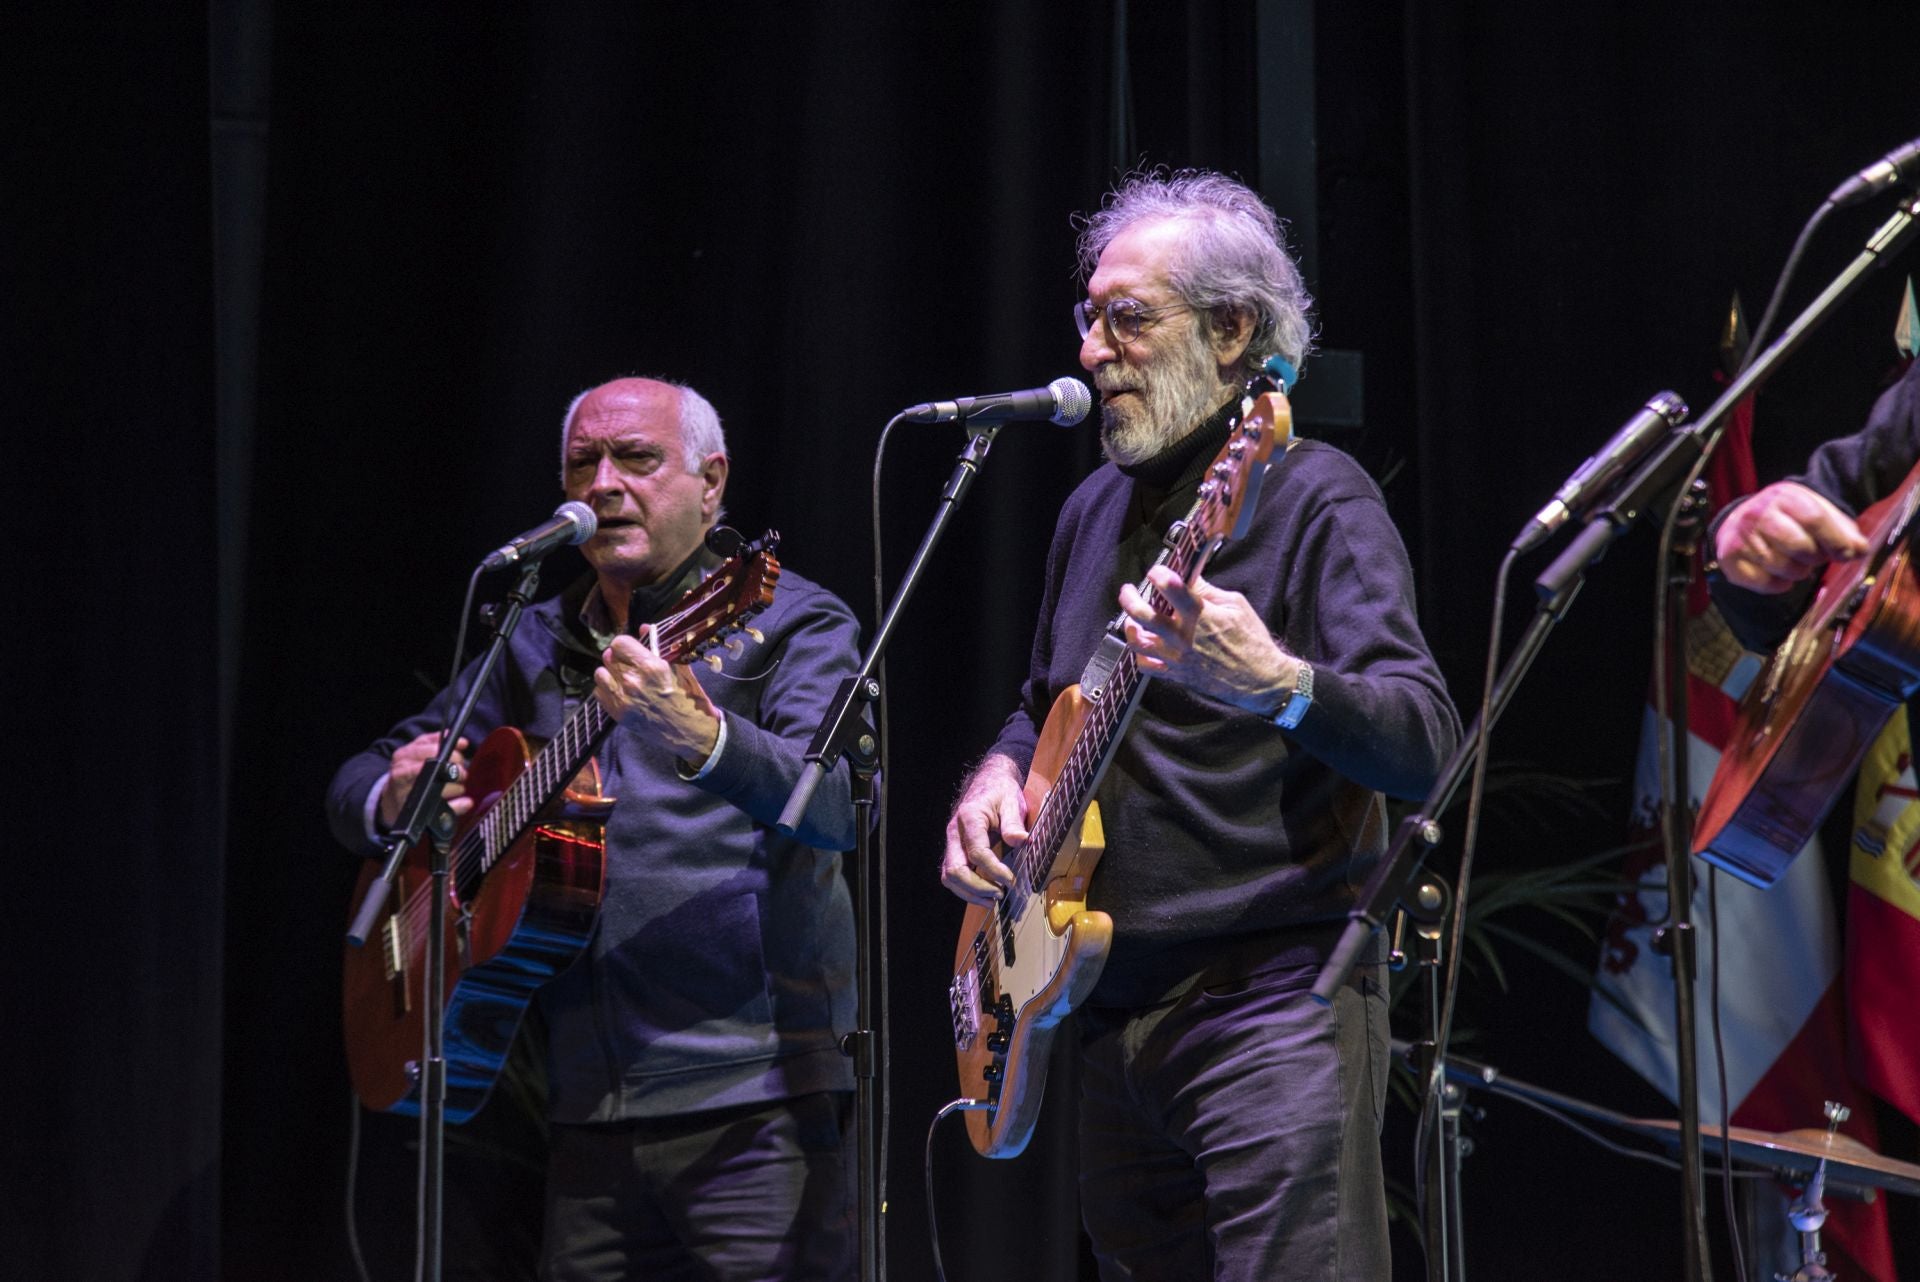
[1713,207,1851,1282]
[1642,194,1821,1270]
[445,564,486,695]
[871,416,907,1261]
[1737,201,1838,375]
[1413,545,1516,1245]
[344,1090,376,1282]
[1708,870,1751,1282]
[923,1099,989,1282]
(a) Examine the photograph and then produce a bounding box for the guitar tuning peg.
[724,637,745,657]
[703,653,725,672]
[745,627,765,645]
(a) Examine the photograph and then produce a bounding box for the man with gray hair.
[942,171,1459,1278]
[330,375,862,1279]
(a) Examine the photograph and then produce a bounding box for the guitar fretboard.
[473,697,618,875]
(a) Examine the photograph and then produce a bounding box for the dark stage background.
[7,2,1919,1278]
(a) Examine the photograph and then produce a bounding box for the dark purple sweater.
[988,402,1462,1006]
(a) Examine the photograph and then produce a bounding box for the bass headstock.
[1195,371,1293,546]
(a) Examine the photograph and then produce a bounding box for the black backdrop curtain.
[6,2,1917,1279]
[2,9,224,1282]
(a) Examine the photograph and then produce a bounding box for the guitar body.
[1695,462,1920,887]
[951,684,1114,1158]
[343,725,609,1120]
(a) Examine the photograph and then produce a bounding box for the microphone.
[1512,391,1689,553]
[1828,136,1920,207]
[481,501,598,570]
[902,376,1092,426]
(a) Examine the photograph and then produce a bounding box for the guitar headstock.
[651,529,783,667]
[1196,376,1292,545]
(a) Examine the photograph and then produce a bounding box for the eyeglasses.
[1073,298,1193,345]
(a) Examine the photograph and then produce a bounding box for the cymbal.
[1630,1117,1920,1197]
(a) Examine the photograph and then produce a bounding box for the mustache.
[1093,368,1141,395]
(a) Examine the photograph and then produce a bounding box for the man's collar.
[578,542,721,646]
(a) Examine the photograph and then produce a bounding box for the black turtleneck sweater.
[988,398,1461,1006]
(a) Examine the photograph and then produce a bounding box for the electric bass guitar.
[948,382,1290,1158]
[344,532,781,1120]
[1694,460,1920,887]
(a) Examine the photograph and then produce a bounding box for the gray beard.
[1098,337,1234,467]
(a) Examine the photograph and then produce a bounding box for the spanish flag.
[1849,306,1920,1126]
[1848,711,1920,1122]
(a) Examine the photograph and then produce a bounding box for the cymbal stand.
[1778,1102,1850,1282]
[1393,874,1467,1282]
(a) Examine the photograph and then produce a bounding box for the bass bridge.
[950,962,981,1050]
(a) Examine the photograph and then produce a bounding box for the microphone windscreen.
[1049,377,1093,426]
[557,500,598,544]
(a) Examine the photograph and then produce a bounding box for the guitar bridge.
[380,913,407,983]
[950,961,981,1051]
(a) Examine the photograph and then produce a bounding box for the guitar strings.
[386,697,611,946]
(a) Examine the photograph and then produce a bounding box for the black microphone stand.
[1657,481,1715,1282]
[345,559,544,1282]
[778,418,1007,1282]
[1314,187,1920,1280]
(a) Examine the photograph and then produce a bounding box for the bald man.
[329,377,861,1280]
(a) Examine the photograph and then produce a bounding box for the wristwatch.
[1274,660,1314,730]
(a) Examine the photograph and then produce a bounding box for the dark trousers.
[539,1091,855,1282]
[1076,957,1391,1281]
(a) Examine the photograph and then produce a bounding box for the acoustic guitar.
[1694,464,1920,887]
[344,533,780,1120]
[947,381,1290,1158]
